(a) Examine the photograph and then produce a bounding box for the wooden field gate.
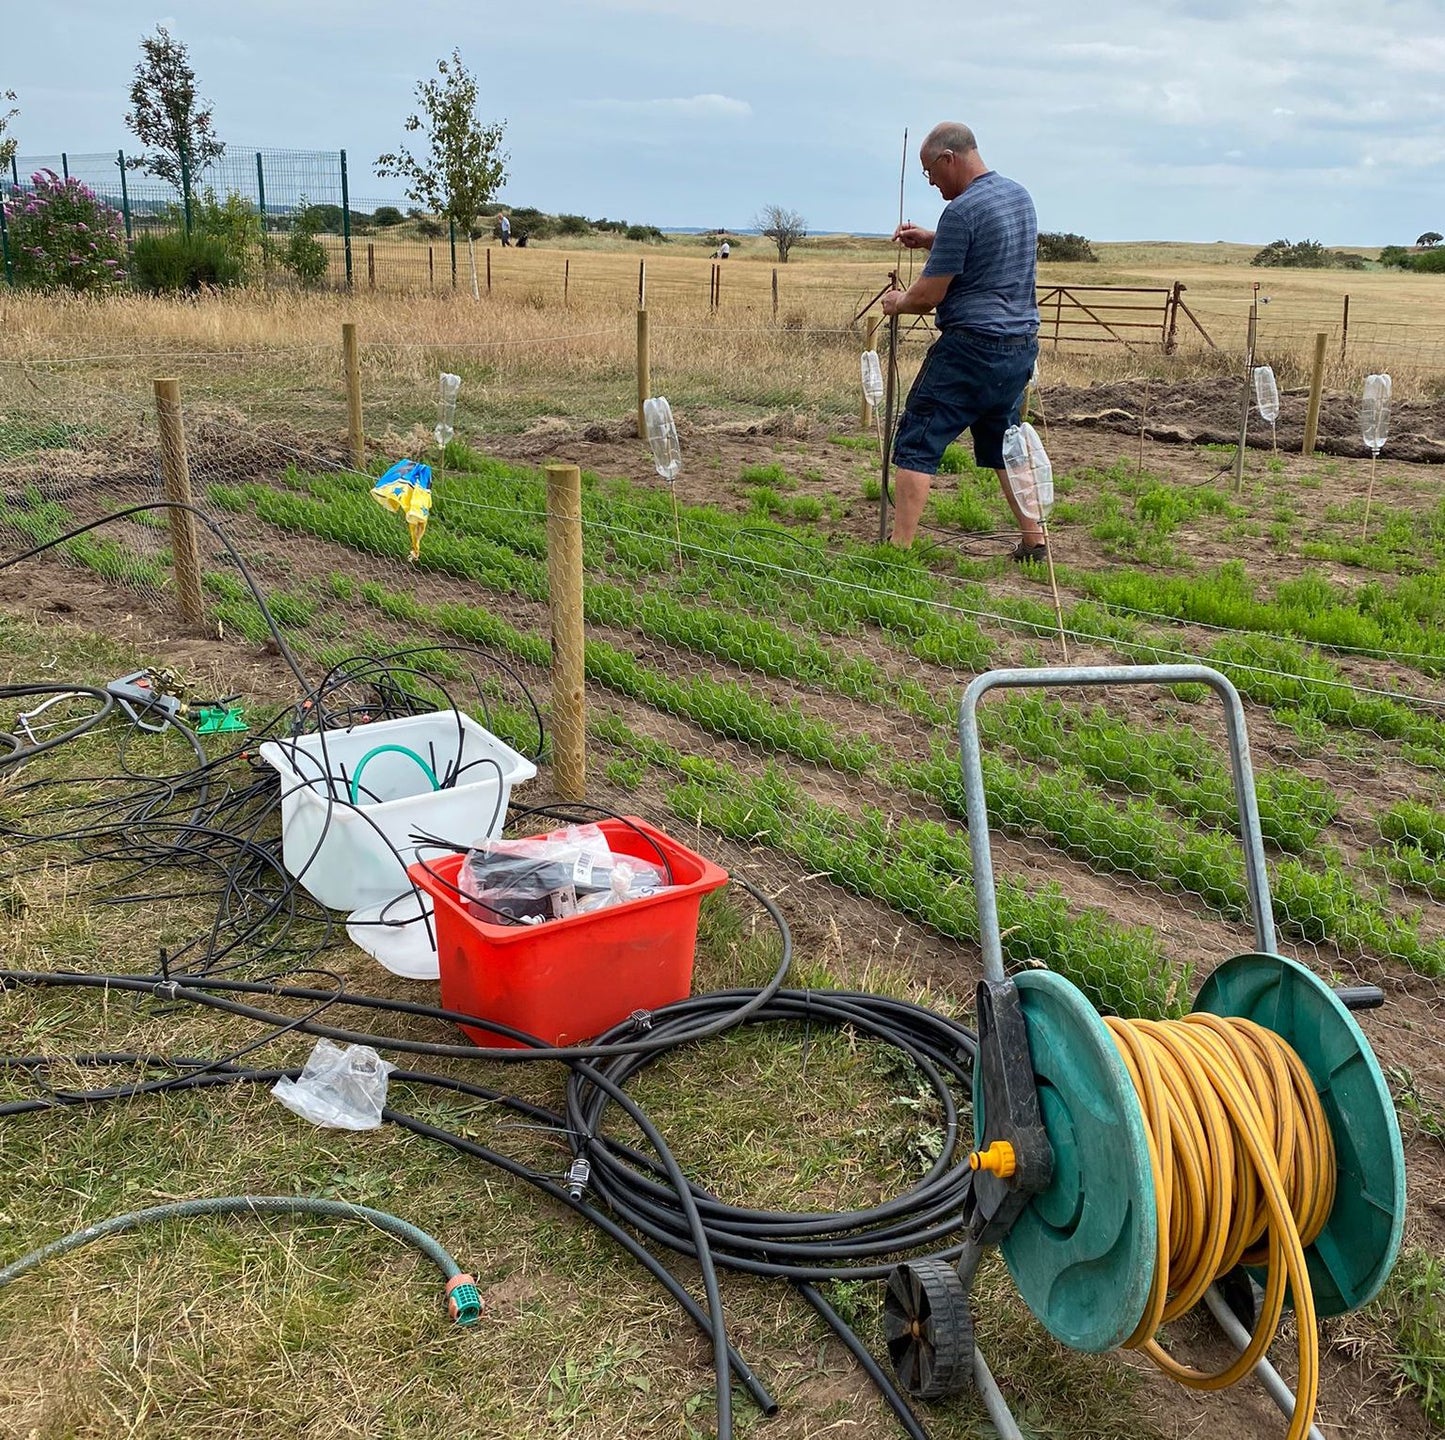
[1037,280,1216,353]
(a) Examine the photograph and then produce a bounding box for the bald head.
[923,123,978,160]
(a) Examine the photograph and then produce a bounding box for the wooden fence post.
[1302,331,1328,458]
[564,258,570,306]
[1340,294,1350,363]
[1164,280,1182,354]
[545,462,586,800]
[342,322,364,472]
[861,316,880,429]
[152,377,206,628]
[428,245,434,291]
[638,260,646,308]
[1233,308,1257,492]
[486,246,492,294]
[367,242,375,291]
[636,307,650,437]
[772,267,779,320]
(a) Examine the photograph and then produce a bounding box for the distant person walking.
[719,239,730,259]
[882,122,1040,556]
[498,212,511,247]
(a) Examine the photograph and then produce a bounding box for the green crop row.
[977,693,1337,852]
[0,494,170,593]
[1072,558,1445,675]
[360,584,877,773]
[894,747,1445,979]
[211,476,953,725]
[591,716,1186,1019]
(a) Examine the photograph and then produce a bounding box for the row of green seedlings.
[0,494,171,591]
[244,454,1445,774]
[930,454,1445,683]
[592,713,1188,1021]
[340,567,1445,981]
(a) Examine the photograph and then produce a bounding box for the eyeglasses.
[921,150,953,182]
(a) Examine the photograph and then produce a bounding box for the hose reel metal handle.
[958,664,1277,983]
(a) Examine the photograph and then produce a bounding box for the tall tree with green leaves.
[376,50,507,300]
[0,90,18,173]
[124,26,225,201]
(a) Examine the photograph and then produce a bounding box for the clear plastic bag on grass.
[272,1039,396,1131]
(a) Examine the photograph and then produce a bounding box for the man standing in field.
[882,123,1041,556]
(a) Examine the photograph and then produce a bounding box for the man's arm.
[893,223,935,250]
[882,273,951,316]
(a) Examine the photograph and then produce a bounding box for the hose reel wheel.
[1193,952,1405,1317]
[882,1258,975,1399]
[974,968,1158,1353]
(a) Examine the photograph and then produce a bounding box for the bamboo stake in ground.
[1361,452,1379,540]
[1041,522,1069,663]
[153,377,206,628]
[1137,375,1151,476]
[545,462,586,800]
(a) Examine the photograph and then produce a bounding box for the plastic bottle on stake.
[1253,366,1279,422]
[1002,422,1054,524]
[643,396,681,483]
[1361,373,1391,455]
[434,372,461,450]
[861,351,884,409]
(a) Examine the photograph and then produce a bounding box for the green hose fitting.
[445,1273,482,1325]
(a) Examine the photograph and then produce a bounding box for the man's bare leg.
[995,466,1045,548]
[889,468,932,546]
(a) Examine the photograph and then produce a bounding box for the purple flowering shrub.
[6,170,128,292]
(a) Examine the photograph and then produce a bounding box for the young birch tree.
[376,51,507,301]
[124,26,226,203]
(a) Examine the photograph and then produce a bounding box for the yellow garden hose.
[1104,1013,1336,1440]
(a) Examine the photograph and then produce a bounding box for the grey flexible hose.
[0,1195,480,1324]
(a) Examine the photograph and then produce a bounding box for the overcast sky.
[6,0,1444,243]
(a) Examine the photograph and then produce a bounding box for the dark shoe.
[1008,540,1048,564]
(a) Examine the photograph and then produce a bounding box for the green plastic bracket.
[975,970,1157,1353]
[1193,952,1405,1316]
[195,704,247,735]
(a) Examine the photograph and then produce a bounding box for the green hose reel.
[949,665,1407,1378]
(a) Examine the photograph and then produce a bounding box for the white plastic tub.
[259,711,536,911]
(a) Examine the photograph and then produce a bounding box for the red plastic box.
[408,817,729,1047]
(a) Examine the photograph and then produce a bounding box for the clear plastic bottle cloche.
[1253,366,1279,423]
[434,372,461,449]
[860,351,884,408]
[643,396,681,483]
[1002,422,1054,524]
[1361,373,1391,453]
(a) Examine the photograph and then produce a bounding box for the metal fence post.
[0,195,13,286]
[61,152,69,180]
[342,322,365,471]
[255,151,267,232]
[339,149,353,290]
[449,217,457,289]
[116,150,133,243]
[179,145,193,235]
[8,155,17,189]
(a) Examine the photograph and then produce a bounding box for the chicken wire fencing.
[3,351,1445,1051]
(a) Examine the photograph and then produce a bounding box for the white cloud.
[590,93,751,119]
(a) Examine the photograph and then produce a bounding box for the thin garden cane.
[1003,421,1068,662]
[1360,373,1391,541]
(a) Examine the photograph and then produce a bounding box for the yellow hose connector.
[969,1140,1017,1179]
